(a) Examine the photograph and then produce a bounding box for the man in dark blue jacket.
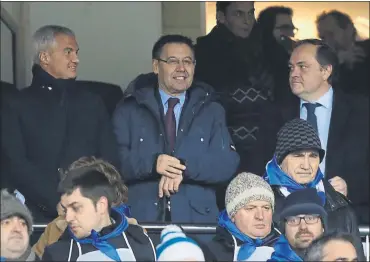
[113,34,240,224]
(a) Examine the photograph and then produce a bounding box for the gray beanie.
[1,189,33,235]
[275,118,325,164]
[225,172,275,218]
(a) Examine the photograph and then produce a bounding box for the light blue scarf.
[268,235,302,261]
[263,156,326,205]
[69,206,128,261]
[218,210,266,261]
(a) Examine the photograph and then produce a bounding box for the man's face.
[232,200,273,239]
[317,15,353,51]
[321,239,357,261]
[280,149,320,184]
[1,216,29,259]
[273,14,296,41]
[153,43,195,96]
[289,43,331,102]
[61,188,107,239]
[41,33,79,79]
[285,214,324,250]
[217,2,255,39]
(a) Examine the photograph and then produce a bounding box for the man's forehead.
[54,33,79,49]
[162,43,193,57]
[61,188,84,203]
[275,14,293,25]
[290,44,317,63]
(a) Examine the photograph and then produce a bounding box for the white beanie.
[225,172,275,219]
[156,225,205,261]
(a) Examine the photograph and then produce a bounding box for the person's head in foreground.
[58,166,117,239]
[156,225,205,261]
[225,172,275,239]
[304,231,358,261]
[1,189,36,261]
[281,188,327,257]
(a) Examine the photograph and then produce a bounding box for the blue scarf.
[263,156,326,205]
[269,235,302,261]
[114,204,131,217]
[69,206,128,261]
[0,257,5,261]
[218,210,266,261]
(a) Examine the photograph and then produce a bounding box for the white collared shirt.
[300,87,333,175]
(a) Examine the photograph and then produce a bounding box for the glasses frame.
[285,214,321,226]
[156,57,196,67]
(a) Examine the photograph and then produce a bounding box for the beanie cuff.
[279,203,327,226]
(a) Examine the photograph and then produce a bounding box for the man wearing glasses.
[269,188,327,261]
[112,35,240,225]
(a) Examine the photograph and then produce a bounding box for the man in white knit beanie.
[156,225,205,261]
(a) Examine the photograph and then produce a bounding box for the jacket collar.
[30,64,76,90]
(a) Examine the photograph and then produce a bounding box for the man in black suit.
[251,39,369,225]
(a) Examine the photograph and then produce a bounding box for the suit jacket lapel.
[325,90,350,178]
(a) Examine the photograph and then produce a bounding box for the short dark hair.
[304,231,357,261]
[294,39,338,85]
[152,34,194,59]
[58,166,116,207]
[216,1,233,13]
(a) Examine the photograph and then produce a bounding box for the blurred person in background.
[317,10,369,96]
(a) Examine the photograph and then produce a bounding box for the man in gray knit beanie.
[205,172,280,261]
[1,189,37,261]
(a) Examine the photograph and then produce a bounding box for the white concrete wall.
[162,2,205,42]
[1,20,14,84]
[25,2,162,90]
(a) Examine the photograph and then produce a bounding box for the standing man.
[253,39,369,225]
[1,25,119,222]
[194,1,276,210]
[113,34,239,223]
[316,10,369,96]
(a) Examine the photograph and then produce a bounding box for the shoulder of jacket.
[125,224,152,244]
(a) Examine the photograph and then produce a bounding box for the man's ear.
[321,64,333,82]
[216,11,226,25]
[96,196,109,214]
[152,59,159,75]
[39,51,50,65]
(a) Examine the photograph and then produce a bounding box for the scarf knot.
[69,206,128,261]
[218,210,266,261]
[269,235,302,261]
[263,156,326,205]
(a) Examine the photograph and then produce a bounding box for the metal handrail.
[32,223,369,237]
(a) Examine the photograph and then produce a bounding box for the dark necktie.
[165,97,179,153]
[303,103,321,134]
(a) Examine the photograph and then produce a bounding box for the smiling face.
[280,149,320,185]
[232,200,273,239]
[152,43,195,96]
[40,33,79,79]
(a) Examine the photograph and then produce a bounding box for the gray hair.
[32,25,75,64]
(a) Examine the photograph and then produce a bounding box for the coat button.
[200,138,204,142]
[140,138,143,142]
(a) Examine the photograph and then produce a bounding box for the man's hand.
[329,176,348,197]
[156,154,186,178]
[158,175,183,198]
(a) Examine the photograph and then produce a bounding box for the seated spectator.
[42,165,156,261]
[263,118,365,260]
[269,188,326,261]
[1,189,38,261]
[304,231,359,261]
[156,225,205,261]
[32,156,139,258]
[204,172,280,261]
